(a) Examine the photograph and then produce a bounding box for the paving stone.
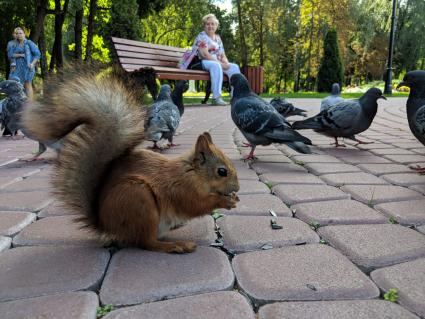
[411,147,425,155]
[0,167,40,178]
[356,143,394,150]
[219,194,291,217]
[357,163,413,175]
[12,216,102,247]
[322,147,369,158]
[340,155,392,164]
[238,180,270,195]
[240,147,283,156]
[292,200,387,226]
[291,155,341,163]
[0,176,21,189]
[104,291,255,319]
[253,154,292,163]
[341,185,423,205]
[258,300,420,319]
[217,216,319,252]
[381,173,425,186]
[374,199,425,226]
[304,163,361,175]
[320,172,388,187]
[259,172,325,186]
[163,216,216,246]
[0,211,36,236]
[0,245,110,301]
[391,142,425,149]
[37,200,78,218]
[409,184,425,195]
[100,246,234,306]
[250,162,306,175]
[273,184,350,205]
[318,224,425,271]
[0,291,99,319]
[235,167,259,180]
[0,236,11,251]
[417,225,425,235]
[369,148,416,155]
[371,258,425,318]
[1,177,53,193]
[232,244,379,306]
[0,190,53,212]
[384,154,425,164]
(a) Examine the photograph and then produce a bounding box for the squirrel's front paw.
[220,192,239,210]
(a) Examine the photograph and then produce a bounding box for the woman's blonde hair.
[14,27,26,36]
[202,14,219,27]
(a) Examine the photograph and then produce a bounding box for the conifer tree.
[317,29,344,92]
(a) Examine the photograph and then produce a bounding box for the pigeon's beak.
[396,81,407,90]
[380,95,387,100]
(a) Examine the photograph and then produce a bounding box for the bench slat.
[112,37,187,53]
[116,50,181,63]
[121,64,207,74]
[118,57,178,68]
[114,44,184,58]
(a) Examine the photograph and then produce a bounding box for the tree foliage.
[0,0,424,91]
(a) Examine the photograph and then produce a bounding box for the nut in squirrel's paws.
[221,191,239,209]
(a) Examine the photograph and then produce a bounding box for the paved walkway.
[0,98,424,319]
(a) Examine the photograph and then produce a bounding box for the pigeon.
[292,88,386,147]
[230,73,312,160]
[145,84,181,149]
[0,80,26,137]
[321,83,344,112]
[171,80,189,116]
[397,70,425,174]
[0,80,62,160]
[270,97,307,117]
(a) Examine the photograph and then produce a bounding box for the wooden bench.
[112,37,264,100]
[112,36,224,101]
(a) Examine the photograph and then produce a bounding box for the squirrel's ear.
[202,132,213,144]
[194,134,213,165]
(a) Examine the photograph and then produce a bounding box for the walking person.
[7,27,41,100]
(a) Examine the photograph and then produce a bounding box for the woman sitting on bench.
[193,13,240,106]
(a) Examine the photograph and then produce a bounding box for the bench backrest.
[112,37,187,72]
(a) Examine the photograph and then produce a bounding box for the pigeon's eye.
[217,167,228,177]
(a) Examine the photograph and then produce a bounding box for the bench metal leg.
[201,81,211,104]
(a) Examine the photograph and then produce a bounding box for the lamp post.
[384,0,398,95]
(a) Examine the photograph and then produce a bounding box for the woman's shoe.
[211,97,227,106]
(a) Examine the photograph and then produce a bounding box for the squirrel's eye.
[217,167,228,177]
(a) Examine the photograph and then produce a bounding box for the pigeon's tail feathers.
[286,141,312,154]
[292,116,323,130]
[21,73,146,228]
[293,107,308,117]
[263,127,312,145]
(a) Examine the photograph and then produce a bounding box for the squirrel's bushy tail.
[22,74,145,226]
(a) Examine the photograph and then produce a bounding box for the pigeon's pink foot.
[241,142,252,148]
[354,138,374,145]
[410,165,425,174]
[168,143,180,148]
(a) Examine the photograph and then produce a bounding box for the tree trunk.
[85,0,98,62]
[259,3,264,66]
[74,6,83,60]
[236,0,248,67]
[31,0,48,78]
[49,0,70,71]
[293,0,302,92]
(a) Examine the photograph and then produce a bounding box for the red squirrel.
[22,74,239,253]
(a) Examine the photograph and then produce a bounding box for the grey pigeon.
[270,97,307,117]
[145,84,181,149]
[171,80,189,116]
[292,88,386,147]
[0,80,26,136]
[321,83,344,112]
[230,73,312,160]
[397,70,425,174]
[0,80,62,160]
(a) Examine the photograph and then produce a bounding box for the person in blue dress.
[7,27,41,100]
